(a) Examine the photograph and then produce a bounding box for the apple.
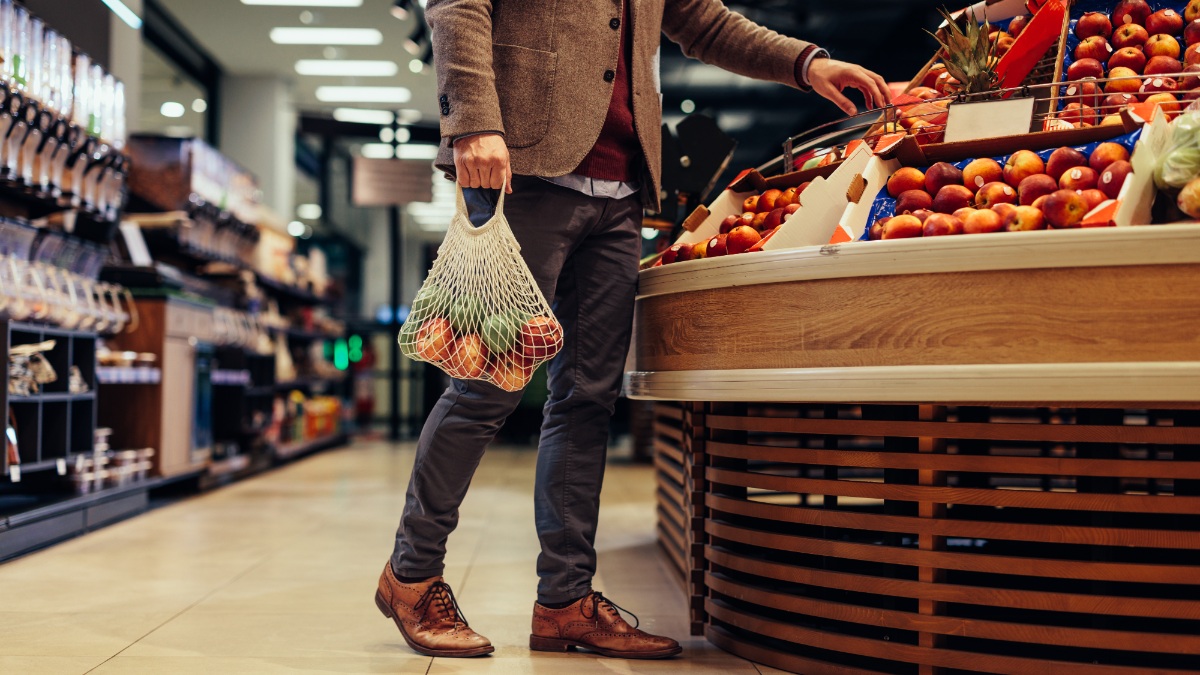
[1140,76,1178,98]
[1112,23,1149,50]
[1189,0,1200,23]
[996,35,1016,56]
[1183,88,1200,105]
[936,72,961,95]
[1181,64,1200,89]
[992,201,1018,219]
[1079,188,1108,211]
[1061,102,1098,127]
[415,318,455,362]
[1146,93,1183,118]
[762,208,788,231]
[1077,12,1113,40]
[1031,195,1049,211]
[726,225,761,254]
[1099,160,1133,199]
[706,234,728,257]
[1145,34,1181,60]
[1186,19,1200,46]
[1147,8,1184,36]
[1060,166,1099,191]
[963,208,1004,234]
[1112,0,1152,28]
[1065,80,1105,109]
[1009,14,1031,38]
[1046,146,1088,181]
[1075,36,1113,62]
[1067,58,1105,81]
[881,214,924,239]
[1178,176,1200,218]
[758,189,783,212]
[975,181,1017,209]
[691,241,708,260]
[1107,67,1145,93]
[869,217,889,240]
[1188,43,1200,66]
[921,64,947,89]
[784,203,801,217]
[932,184,975,213]
[962,158,1003,189]
[1004,205,1047,231]
[1018,174,1058,206]
[953,206,977,221]
[909,85,940,100]
[922,213,963,237]
[1089,142,1131,173]
[911,209,933,223]
[1144,55,1183,76]
[518,316,563,361]
[1102,92,1138,113]
[676,241,698,262]
[1003,150,1046,187]
[909,119,946,144]
[887,167,926,197]
[487,357,532,392]
[742,195,759,213]
[1101,113,1125,126]
[924,162,964,195]
[719,215,740,234]
[751,212,769,231]
[1041,189,1089,228]
[1109,47,1148,74]
[444,334,488,379]
[896,189,933,214]
[660,243,685,265]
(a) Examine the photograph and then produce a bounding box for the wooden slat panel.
[706,599,1194,675]
[653,437,684,466]
[708,467,1200,515]
[707,439,1200,479]
[707,493,1200,549]
[705,416,1200,447]
[708,545,1200,620]
[653,421,682,443]
[707,573,1200,655]
[656,490,686,532]
[654,403,684,422]
[707,624,893,675]
[657,523,687,579]
[708,521,1200,585]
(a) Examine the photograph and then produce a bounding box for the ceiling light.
[160,101,185,118]
[295,59,398,76]
[287,220,306,237]
[333,108,395,125]
[297,203,322,220]
[408,59,423,74]
[101,0,143,29]
[391,0,412,20]
[379,127,395,143]
[396,109,422,124]
[404,22,427,55]
[642,227,659,240]
[396,127,411,143]
[360,143,396,159]
[299,10,314,23]
[681,99,696,114]
[243,1,362,6]
[192,98,207,113]
[316,86,411,103]
[396,144,438,160]
[270,27,382,45]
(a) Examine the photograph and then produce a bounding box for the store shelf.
[255,272,326,305]
[7,392,95,403]
[245,385,276,397]
[274,433,346,460]
[207,454,251,478]
[96,367,162,385]
[212,369,251,386]
[275,376,345,392]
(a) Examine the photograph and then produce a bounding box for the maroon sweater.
[575,0,641,182]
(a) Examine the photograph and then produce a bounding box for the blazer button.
[610,18,620,29]
[604,70,616,82]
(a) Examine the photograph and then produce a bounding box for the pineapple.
[928,7,999,95]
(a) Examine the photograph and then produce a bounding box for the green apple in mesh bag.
[449,293,486,334]
[481,310,529,354]
[410,285,450,320]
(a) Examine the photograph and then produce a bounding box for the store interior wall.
[220,76,297,219]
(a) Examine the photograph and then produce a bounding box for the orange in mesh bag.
[399,183,563,391]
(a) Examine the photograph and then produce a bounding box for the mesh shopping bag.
[399,182,563,391]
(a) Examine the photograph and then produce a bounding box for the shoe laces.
[414,580,469,628]
[582,591,640,629]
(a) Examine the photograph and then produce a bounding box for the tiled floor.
[0,440,772,674]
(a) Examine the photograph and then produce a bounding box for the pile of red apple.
[1061,0,1200,126]
[660,184,810,264]
[870,142,1133,239]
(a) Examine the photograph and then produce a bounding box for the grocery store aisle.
[0,440,772,674]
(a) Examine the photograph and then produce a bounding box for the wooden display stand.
[630,227,1200,674]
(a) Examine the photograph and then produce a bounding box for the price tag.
[57,458,67,475]
[9,465,20,482]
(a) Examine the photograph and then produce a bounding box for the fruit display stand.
[629,222,1200,673]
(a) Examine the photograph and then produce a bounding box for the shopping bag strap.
[453,176,508,235]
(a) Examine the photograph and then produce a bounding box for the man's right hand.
[453,133,512,193]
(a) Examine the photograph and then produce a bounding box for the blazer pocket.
[492,44,557,149]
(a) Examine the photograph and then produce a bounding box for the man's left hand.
[807,59,891,116]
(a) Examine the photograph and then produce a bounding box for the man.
[376,0,889,660]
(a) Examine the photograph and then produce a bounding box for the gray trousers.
[391,175,643,604]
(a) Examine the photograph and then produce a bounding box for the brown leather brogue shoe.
[375,563,494,657]
[530,591,682,659]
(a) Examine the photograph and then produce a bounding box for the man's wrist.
[452,131,504,146]
[794,46,831,90]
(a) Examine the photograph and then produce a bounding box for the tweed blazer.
[427,0,813,209]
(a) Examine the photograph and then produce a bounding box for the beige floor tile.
[0,655,108,675]
[90,655,433,674]
[0,612,172,658]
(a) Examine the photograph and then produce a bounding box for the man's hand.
[807,59,891,116]
[453,133,512,193]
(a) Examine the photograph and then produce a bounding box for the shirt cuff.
[794,47,831,90]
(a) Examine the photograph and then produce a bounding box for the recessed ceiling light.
[379,127,395,143]
[360,143,396,159]
[101,0,143,29]
[396,109,422,124]
[397,144,437,160]
[332,108,395,125]
[296,59,398,77]
[287,220,306,237]
[316,86,411,103]
[270,27,382,45]
[408,59,424,74]
[192,98,207,113]
[297,203,322,220]
[160,101,185,118]
[396,127,411,143]
[243,1,362,6]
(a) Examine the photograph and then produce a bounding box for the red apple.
[784,203,801,217]
[921,64,947,90]
[759,208,786,231]
[1089,142,1131,173]
[1046,146,1088,181]
[1077,12,1113,40]
[778,186,800,207]
[1067,58,1105,81]
[1041,189,1090,228]
[519,316,563,361]
[962,157,1003,190]
[726,225,761,254]
[924,162,964,195]
[1061,102,1098,127]
[1187,42,1200,66]
[1059,166,1099,191]
[1099,160,1133,199]
[444,334,489,379]
[1186,18,1200,46]
[1075,36,1113,62]
[953,207,977,222]
[742,195,759,213]
[706,234,729,257]
[1102,92,1139,113]
[661,243,685,265]
[1079,188,1108,211]
[1144,55,1183,76]
[896,189,933,214]
[1112,23,1150,50]
[1190,1,1200,24]
[415,318,455,362]
[676,240,698,262]
[908,86,940,100]
[1145,34,1182,60]
[1004,205,1047,231]
[1147,8,1185,36]
[719,215,740,234]
[1031,195,1050,211]
[691,241,708,260]
[758,189,783,212]
[922,213,963,237]
[887,167,927,197]
[1109,47,1148,74]
[911,209,933,223]
[963,208,1005,234]
[1004,150,1046,187]
[487,357,533,392]
[1112,1,1152,29]
[881,214,924,239]
[869,217,889,241]
[931,185,974,213]
[1009,15,1031,38]
[1107,67,1145,93]
[975,181,1017,209]
[1065,80,1105,109]
[1181,64,1200,90]
[1140,76,1178,98]
[1018,174,1059,206]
